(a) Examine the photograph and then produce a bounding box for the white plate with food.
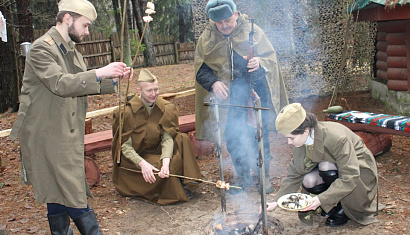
[277,193,312,211]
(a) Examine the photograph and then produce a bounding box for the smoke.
[198,0,377,219]
[234,0,375,102]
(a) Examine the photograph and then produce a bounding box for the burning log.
[205,212,284,235]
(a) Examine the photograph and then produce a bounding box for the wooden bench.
[325,111,410,157]
[325,117,410,137]
[325,111,410,137]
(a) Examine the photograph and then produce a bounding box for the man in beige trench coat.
[9,0,132,234]
[194,0,288,194]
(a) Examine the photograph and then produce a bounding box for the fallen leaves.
[0,66,409,234]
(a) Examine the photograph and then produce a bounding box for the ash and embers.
[205,212,284,235]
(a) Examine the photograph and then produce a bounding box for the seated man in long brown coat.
[111,69,202,205]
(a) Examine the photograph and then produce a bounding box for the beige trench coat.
[274,122,379,225]
[9,27,116,208]
[194,13,289,140]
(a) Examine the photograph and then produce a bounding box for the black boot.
[319,170,338,186]
[47,212,73,235]
[73,210,103,235]
[325,203,349,227]
[258,174,274,194]
[320,205,338,217]
[318,170,340,217]
[303,183,328,195]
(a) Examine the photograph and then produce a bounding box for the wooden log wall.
[376,20,409,91]
[110,33,195,67]
[152,34,177,66]
[178,42,196,64]
[407,21,410,92]
[111,32,145,67]
[75,31,112,70]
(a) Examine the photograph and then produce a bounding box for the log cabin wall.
[375,20,409,91]
[350,3,410,115]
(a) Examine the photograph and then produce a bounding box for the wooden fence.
[33,30,195,69]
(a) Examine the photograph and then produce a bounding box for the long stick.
[253,90,268,234]
[119,166,242,189]
[209,98,227,215]
[120,17,149,120]
[204,102,269,110]
[116,5,150,164]
[131,23,149,66]
[115,0,129,164]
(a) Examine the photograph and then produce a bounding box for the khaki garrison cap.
[58,0,97,22]
[275,103,307,135]
[138,69,157,83]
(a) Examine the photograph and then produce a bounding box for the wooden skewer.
[119,166,242,189]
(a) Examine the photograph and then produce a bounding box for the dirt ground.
[0,63,409,235]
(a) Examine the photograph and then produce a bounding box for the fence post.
[110,34,116,63]
[174,41,179,64]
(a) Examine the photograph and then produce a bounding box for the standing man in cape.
[194,0,288,193]
[9,0,132,234]
[111,69,202,205]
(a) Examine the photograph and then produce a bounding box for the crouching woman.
[266,103,380,227]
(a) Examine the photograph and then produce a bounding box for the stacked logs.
[376,20,409,91]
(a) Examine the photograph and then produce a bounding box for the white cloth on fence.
[0,11,7,42]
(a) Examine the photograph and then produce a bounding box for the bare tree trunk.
[131,0,156,67]
[126,0,133,30]
[15,0,33,110]
[112,0,122,32]
[177,1,194,43]
[17,0,33,42]
[178,2,185,43]
[120,0,132,66]
[0,2,19,113]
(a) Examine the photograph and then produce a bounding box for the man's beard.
[68,24,83,43]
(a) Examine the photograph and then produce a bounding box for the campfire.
[204,94,282,234]
[205,212,284,235]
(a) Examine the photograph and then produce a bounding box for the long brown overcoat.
[9,27,116,208]
[274,122,379,225]
[111,96,202,205]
